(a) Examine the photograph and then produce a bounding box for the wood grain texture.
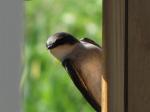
[128,0,150,111]
[103,0,125,112]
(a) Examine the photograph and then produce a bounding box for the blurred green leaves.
[22,0,102,111]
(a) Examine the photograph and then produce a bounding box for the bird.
[46,32,103,112]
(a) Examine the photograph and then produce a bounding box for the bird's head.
[46,32,79,60]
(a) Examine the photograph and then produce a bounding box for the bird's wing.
[62,58,101,112]
[81,38,101,48]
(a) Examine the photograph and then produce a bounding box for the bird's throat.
[50,44,77,61]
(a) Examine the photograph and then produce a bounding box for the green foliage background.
[22,0,102,112]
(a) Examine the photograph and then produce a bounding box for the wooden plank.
[103,0,125,112]
[128,0,150,111]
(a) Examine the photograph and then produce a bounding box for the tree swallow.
[46,32,103,112]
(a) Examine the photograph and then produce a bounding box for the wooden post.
[101,73,108,112]
[103,0,125,112]
[128,0,150,111]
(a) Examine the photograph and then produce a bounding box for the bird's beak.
[46,42,53,50]
[46,37,54,50]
